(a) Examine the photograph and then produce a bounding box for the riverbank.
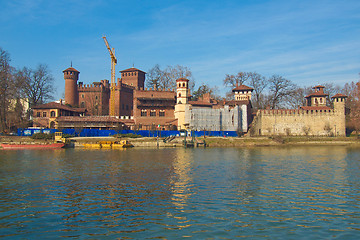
[1,135,360,148]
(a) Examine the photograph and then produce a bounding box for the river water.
[0,146,360,239]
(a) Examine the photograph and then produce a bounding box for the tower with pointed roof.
[305,85,327,107]
[232,84,254,101]
[63,67,80,107]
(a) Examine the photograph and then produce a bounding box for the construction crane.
[102,36,117,116]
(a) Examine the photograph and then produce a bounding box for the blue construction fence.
[17,128,239,137]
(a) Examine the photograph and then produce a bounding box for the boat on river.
[1,132,69,150]
[82,140,133,149]
[1,142,65,149]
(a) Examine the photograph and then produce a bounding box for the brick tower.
[63,67,80,107]
[120,67,145,90]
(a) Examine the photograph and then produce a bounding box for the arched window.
[50,111,56,117]
[178,93,181,97]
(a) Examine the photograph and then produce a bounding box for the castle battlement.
[78,83,108,92]
[259,108,335,117]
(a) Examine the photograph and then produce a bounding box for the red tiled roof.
[63,67,80,73]
[56,116,128,123]
[32,102,86,113]
[332,93,347,98]
[225,100,250,106]
[305,91,328,98]
[300,106,332,111]
[232,85,254,92]
[120,67,146,73]
[176,78,189,82]
[189,100,213,107]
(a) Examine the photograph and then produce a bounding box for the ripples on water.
[0,146,360,239]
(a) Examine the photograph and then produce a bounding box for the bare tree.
[342,81,360,135]
[17,64,55,107]
[268,75,295,109]
[146,64,195,91]
[146,64,163,89]
[0,48,15,132]
[247,72,268,109]
[320,82,342,107]
[283,86,313,109]
[223,72,249,88]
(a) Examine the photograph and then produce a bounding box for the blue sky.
[0,0,359,99]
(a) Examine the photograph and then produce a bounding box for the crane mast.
[102,36,117,116]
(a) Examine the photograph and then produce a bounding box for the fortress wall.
[252,109,346,136]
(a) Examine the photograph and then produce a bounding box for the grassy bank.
[2,135,360,148]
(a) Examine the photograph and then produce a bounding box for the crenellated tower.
[120,67,145,90]
[63,67,80,107]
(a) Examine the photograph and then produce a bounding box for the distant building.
[32,102,86,129]
[31,65,347,136]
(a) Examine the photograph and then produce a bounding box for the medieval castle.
[32,66,347,136]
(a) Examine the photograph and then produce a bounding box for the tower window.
[141,110,147,116]
[50,111,56,117]
[150,110,156,117]
[159,110,165,117]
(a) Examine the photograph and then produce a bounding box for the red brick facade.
[60,66,177,130]
[133,88,177,130]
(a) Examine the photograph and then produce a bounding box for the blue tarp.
[17,128,239,137]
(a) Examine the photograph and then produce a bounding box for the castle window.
[150,110,156,117]
[159,110,165,117]
[141,110,147,116]
[82,94,84,98]
[81,102,85,108]
[95,96,98,100]
[178,93,181,97]
[37,112,40,117]
[43,112,47,117]
[50,111,55,117]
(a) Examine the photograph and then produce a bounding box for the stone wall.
[251,108,346,136]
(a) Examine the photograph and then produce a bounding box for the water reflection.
[170,149,193,210]
[0,146,360,239]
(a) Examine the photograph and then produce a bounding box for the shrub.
[113,133,142,138]
[31,133,54,140]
